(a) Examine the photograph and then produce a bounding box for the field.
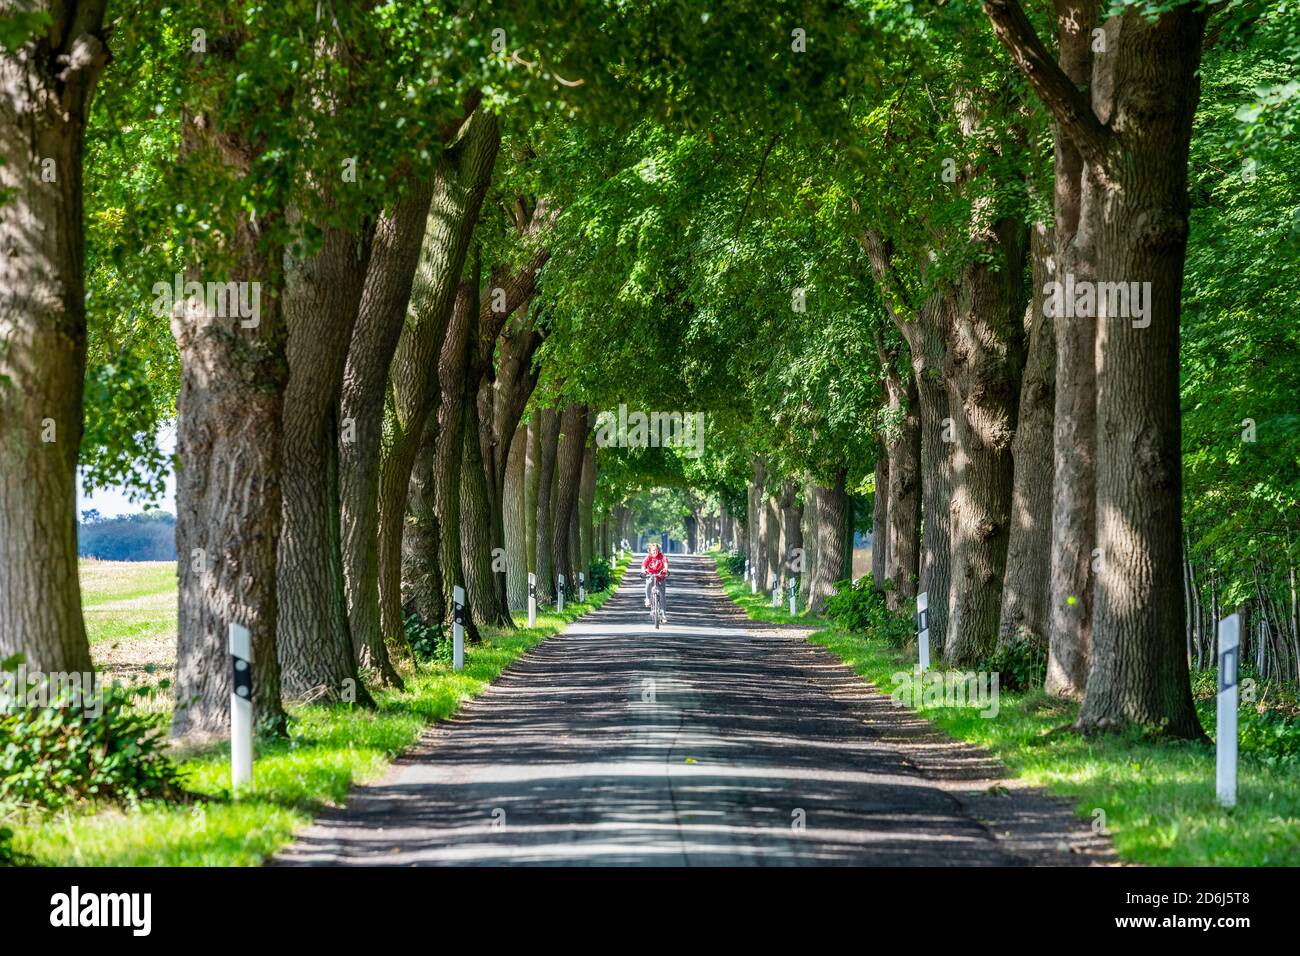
[80,560,177,702]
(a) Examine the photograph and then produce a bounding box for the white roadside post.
[744,558,750,585]
[229,622,253,791]
[1217,612,1240,808]
[527,572,537,628]
[452,585,465,671]
[579,571,586,603]
[916,591,931,673]
[771,581,779,608]
[557,573,566,612]
[789,578,797,615]
[612,548,617,569]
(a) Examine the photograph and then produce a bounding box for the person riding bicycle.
[642,543,669,621]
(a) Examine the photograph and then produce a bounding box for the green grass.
[8,559,632,866]
[712,555,1300,866]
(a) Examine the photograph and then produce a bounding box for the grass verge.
[712,554,1300,866]
[7,559,631,866]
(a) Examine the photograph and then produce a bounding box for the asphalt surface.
[275,554,1107,866]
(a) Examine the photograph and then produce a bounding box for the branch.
[982,0,1111,168]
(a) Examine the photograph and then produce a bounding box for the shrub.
[587,555,612,593]
[824,576,913,646]
[0,675,184,811]
[1239,709,1300,765]
[0,826,15,866]
[404,612,451,663]
[723,549,746,576]
[978,638,1047,693]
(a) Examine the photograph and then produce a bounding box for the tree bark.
[941,213,1028,668]
[432,276,481,640]
[0,3,107,675]
[277,203,375,705]
[579,432,597,580]
[533,406,560,605]
[985,0,1206,735]
[810,471,850,614]
[401,415,443,630]
[997,221,1056,650]
[862,231,953,650]
[504,423,529,609]
[460,385,507,629]
[877,337,921,610]
[379,106,498,648]
[171,44,290,737]
[340,185,434,689]
[871,452,889,591]
[800,481,820,606]
[553,403,588,596]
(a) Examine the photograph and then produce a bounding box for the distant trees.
[78,512,177,562]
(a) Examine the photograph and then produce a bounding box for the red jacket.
[642,551,668,579]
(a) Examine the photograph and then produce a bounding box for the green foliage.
[823,577,912,646]
[1237,707,1300,766]
[978,639,1047,693]
[587,555,612,593]
[0,676,184,812]
[723,549,747,576]
[404,614,450,664]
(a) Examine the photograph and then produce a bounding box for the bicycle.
[646,574,666,629]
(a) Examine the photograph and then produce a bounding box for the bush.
[587,555,613,593]
[723,549,746,576]
[0,675,184,811]
[0,825,15,866]
[824,576,913,646]
[978,638,1047,693]
[1239,709,1300,765]
[404,612,451,663]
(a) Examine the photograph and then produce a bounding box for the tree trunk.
[0,4,107,675]
[985,0,1206,735]
[277,206,375,705]
[553,403,588,596]
[871,452,889,591]
[340,185,433,689]
[533,406,560,604]
[401,415,443,630]
[1078,10,1206,736]
[526,419,539,575]
[579,434,596,579]
[504,423,529,609]
[800,481,820,605]
[432,277,481,640]
[883,360,921,610]
[380,106,498,647]
[997,221,1056,651]
[460,382,508,629]
[810,471,850,614]
[941,211,1028,668]
[749,457,766,586]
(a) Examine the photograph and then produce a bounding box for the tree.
[0,1,108,675]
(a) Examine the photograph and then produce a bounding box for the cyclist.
[642,542,669,622]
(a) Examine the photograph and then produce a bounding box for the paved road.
[276,555,1106,866]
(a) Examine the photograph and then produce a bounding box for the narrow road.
[276,555,1108,866]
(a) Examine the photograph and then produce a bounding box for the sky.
[77,423,177,519]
